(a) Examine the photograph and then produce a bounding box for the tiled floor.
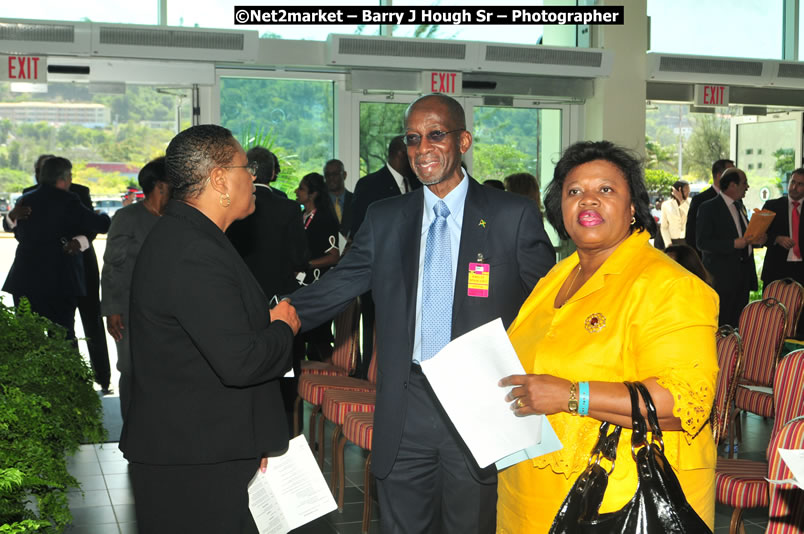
[64,409,772,533]
[64,407,380,534]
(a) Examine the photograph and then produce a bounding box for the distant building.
[0,102,110,127]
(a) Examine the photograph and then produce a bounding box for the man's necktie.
[736,200,749,259]
[793,200,801,259]
[421,200,452,361]
[334,199,342,223]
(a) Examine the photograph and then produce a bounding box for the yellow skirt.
[496,458,715,533]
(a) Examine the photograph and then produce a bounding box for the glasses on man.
[403,129,464,147]
[223,161,259,176]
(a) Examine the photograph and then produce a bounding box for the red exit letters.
[702,85,725,106]
[430,72,458,93]
[7,56,42,80]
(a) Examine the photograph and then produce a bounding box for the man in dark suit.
[227,145,309,430]
[3,157,111,341]
[323,158,353,238]
[9,154,114,393]
[350,135,421,377]
[761,168,804,337]
[697,167,764,328]
[686,158,734,256]
[290,94,555,533]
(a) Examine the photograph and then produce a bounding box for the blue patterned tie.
[421,200,452,361]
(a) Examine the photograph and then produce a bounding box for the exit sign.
[694,84,729,107]
[422,71,462,95]
[1,55,47,82]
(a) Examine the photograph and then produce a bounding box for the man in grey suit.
[290,94,554,533]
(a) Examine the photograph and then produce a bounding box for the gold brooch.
[584,313,606,333]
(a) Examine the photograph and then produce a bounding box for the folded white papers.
[420,318,562,469]
[766,448,804,489]
[248,435,337,534]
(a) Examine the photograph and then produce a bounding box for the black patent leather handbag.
[548,381,712,534]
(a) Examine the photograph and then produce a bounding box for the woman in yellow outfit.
[497,141,719,533]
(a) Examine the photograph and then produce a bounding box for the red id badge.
[468,262,490,297]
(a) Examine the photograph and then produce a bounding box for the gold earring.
[630,216,636,226]
[219,193,231,208]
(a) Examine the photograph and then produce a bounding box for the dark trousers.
[130,458,260,534]
[77,290,111,389]
[376,366,496,534]
[715,261,752,328]
[16,293,78,340]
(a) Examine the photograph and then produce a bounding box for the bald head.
[405,94,466,130]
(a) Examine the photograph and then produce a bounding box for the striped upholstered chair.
[763,278,804,339]
[299,298,360,377]
[340,411,375,533]
[767,415,804,534]
[713,326,742,446]
[729,298,788,453]
[320,346,379,504]
[295,332,378,467]
[716,349,804,534]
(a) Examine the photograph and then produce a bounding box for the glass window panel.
[391,0,548,45]
[219,77,334,196]
[4,1,156,24]
[472,105,562,246]
[168,0,380,39]
[735,118,796,211]
[648,0,783,59]
[358,102,409,176]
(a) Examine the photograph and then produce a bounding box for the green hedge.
[0,299,105,532]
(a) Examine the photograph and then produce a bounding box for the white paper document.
[740,385,773,395]
[248,435,337,534]
[766,448,804,489]
[420,318,562,469]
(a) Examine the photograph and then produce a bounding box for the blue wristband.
[578,381,590,416]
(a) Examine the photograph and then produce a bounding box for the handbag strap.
[633,381,665,450]
[625,382,648,450]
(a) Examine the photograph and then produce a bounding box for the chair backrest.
[763,278,804,338]
[766,415,804,534]
[712,326,743,444]
[767,350,804,460]
[331,299,361,374]
[738,297,788,387]
[367,328,378,385]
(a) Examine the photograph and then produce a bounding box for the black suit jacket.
[13,183,103,293]
[290,177,555,478]
[330,190,353,238]
[226,185,308,299]
[120,200,295,465]
[761,196,804,285]
[685,186,718,253]
[3,184,110,298]
[350,165,421,239]
[697,194,758,291]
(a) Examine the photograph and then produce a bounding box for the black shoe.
[100,387,114,396]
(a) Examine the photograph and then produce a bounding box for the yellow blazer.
[498,231,719,532]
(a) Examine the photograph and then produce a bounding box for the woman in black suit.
[119,124,300,533]
[295,172,339,362]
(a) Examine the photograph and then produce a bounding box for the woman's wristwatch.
[568,381,579,415]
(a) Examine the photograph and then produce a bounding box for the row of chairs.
[713,278,804,534]
[293,298,377,533]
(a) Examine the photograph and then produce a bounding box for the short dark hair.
[165,124,238,201]
[791,167,804,176]
[543,141,656,240]
[712,159,734,180]
[505,172,542,211]
[138,156,167,195]
[272,152,281,177]
[39,157,72,187]
[324,159,345,174]
[665,244,713,286]
[34,154,55,182]
[483,179,505,190]
[301,172,333,216]
[719,167,743,191]
[246,146,275,185]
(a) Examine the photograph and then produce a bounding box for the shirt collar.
[422,168,469,229]
[719,191,736,207]
[386,162,407,192]
[255,183,271,191]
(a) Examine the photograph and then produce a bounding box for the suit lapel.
[716,196,739,238]
[396,189,424,344]
[452,178,488,334]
